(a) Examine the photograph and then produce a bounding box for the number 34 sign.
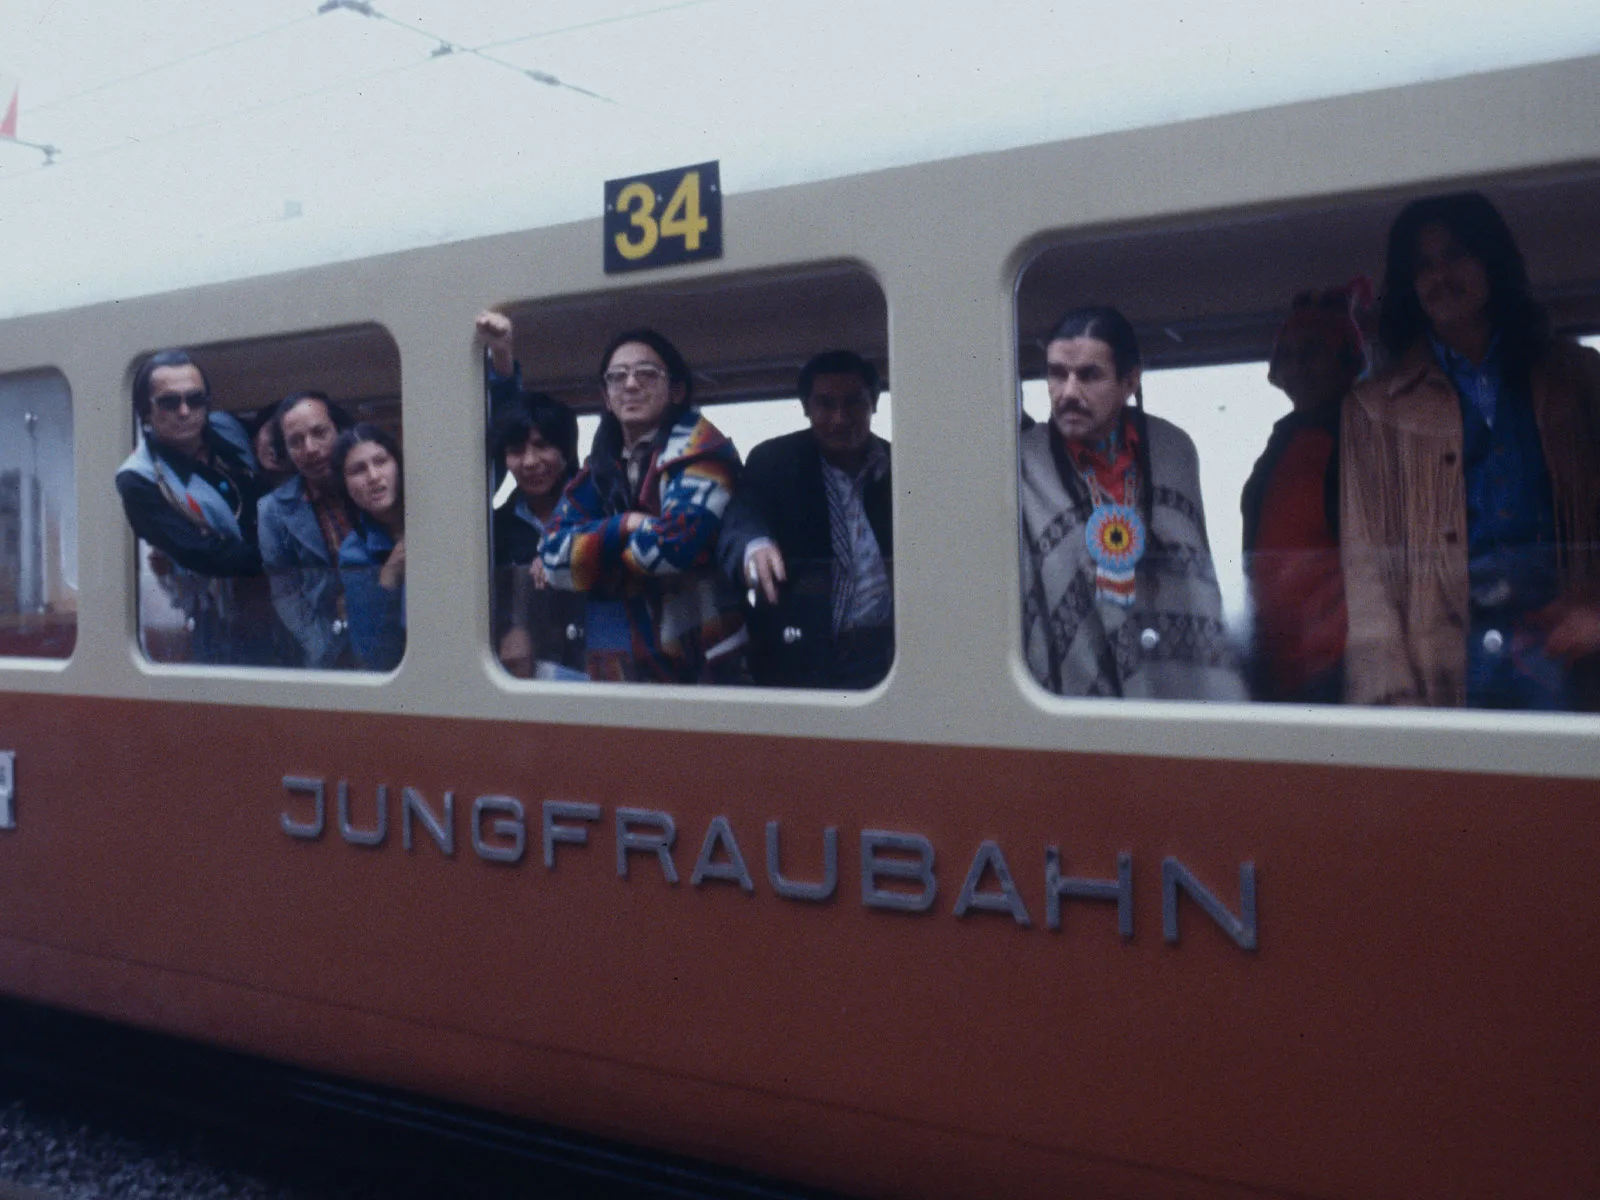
[604,161,722,274]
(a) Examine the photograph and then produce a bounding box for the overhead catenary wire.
[475,0,713,53]
[316,0,616,103]
[0,53,432,184]
[0,0,656,183]
[0,11,318,177]
[0,133,58,164]
[27,13,321,116]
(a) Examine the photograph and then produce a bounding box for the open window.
[481,264,892,689]
[126,325,403,670]
[0,369,75,660]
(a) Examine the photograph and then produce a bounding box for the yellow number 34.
[614,171,711,262]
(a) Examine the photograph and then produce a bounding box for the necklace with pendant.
[1083,467,1145,607]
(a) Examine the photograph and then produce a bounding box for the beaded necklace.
[1068,416,1146,607]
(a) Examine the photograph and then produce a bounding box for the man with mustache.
[1019,307,1243,700]
[1341,192,1600,708]
[257,390,356,668]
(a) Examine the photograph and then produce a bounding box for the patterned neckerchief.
[1066,410,1140,506]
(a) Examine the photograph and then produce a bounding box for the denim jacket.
[338,517,404,671]
[257,476,349,668]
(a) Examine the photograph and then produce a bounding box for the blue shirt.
[338,518,405,671]
[1431,336,1565,708]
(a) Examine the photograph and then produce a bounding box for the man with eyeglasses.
[476,311,747,683]
[116,348,268,663]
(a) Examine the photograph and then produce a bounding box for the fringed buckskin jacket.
[1340,339,1600,706]
[1020,413,1246,700]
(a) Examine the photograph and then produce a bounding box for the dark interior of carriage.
[1016,167,1600,375]
[497,264,889,409]
[185,324,402,428]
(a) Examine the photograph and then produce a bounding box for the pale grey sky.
[3,0,1597,318]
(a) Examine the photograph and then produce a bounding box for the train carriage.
[0,48,1598,1199]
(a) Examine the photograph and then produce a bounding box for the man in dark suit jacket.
[718,350,893,688]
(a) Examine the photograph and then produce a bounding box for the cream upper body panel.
[2,55,1599,778]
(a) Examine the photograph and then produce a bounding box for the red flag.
[0,78,17,139]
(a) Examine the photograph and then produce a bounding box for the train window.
[477,264,891,688]
[0,369,76,660]
[124,326,404,671]
[1016,173,1600,709]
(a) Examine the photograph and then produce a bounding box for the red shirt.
[1250,426,1346,699]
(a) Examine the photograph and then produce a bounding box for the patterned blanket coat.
[1020,414,1246,700]
[542,405,744,683]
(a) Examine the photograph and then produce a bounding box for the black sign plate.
[604,161,722,274]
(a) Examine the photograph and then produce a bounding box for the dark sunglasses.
[151,389,210,413]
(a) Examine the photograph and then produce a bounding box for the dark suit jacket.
[718,429,892,687]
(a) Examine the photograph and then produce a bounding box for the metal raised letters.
[1163,858,1258,950]
[275,778,1260,948]
[860,830,937,913]
[690,815,754,892]
[1046,849,1134,938]
[402,787,454,856]
[543,800,600,869]
[338,781,387,848]
[281,776,325,839]
[473,795,527,864]
[616,808,678,883]
[765,821,838,902]
[953,840,1031,926]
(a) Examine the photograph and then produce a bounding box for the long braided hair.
[1046,306,1153,530]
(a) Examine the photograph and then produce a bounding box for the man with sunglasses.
[116,349,268,663]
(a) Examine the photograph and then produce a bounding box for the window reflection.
[1016,179,1600,711]
[0,370,75,659]
[1341,192,1600,710]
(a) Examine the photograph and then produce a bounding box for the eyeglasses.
[152,389,210,413]
[602,364,668,390]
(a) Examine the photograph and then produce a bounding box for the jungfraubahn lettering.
[280,776,1257,949]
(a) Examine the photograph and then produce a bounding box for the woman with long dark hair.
[1341,191,1600,708]
[331,423,406,671]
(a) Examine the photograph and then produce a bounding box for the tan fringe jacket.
[1340,339,1600,706]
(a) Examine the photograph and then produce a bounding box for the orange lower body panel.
[0,693,1594,1199]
